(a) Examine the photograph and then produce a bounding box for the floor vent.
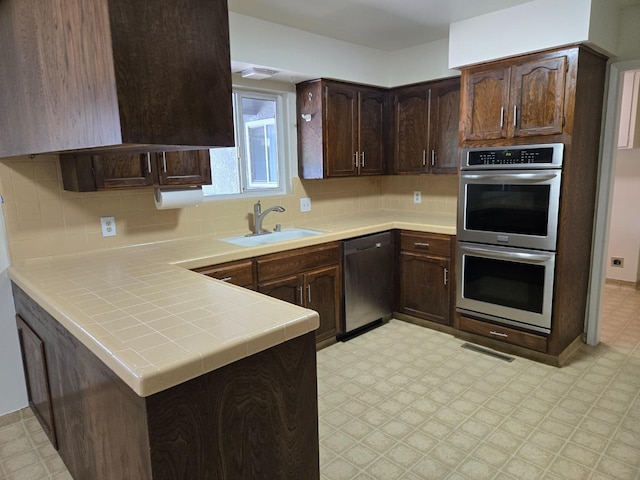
[461,343,515,362]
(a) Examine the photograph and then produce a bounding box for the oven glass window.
[463,255,545,313]
[466,184,551,236]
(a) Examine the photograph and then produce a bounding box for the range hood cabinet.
[0,0,234,158]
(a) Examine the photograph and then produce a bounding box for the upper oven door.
[457,169,562,251]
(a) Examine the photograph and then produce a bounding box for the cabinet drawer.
[257,243,341,282]
[458,315,548,353]
[400,232,452,256]
[193,259,254,289]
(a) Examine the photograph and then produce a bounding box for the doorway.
[587,60,640,345]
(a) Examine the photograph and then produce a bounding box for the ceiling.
[228,0,535,52]
[229,0,640,52]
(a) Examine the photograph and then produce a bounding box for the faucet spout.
[249,201,286,236]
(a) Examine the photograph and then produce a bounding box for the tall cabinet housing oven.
[456,44,608,364]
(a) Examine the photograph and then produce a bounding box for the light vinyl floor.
[1,283,639,480]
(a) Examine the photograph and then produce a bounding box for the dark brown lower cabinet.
[12,284,319,480]
[397,231,454,326]
[399,252,451,324]
[15,315,57,449]
[257,242,343,343]
[258,265,341,342]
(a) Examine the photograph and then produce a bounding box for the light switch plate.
[100,216,116,237]
[300,197,311,212]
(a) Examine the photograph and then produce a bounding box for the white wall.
[605,148,640,282]
[0,200,27,416]
[448,0,595,68]
[387,38,459,87]
[616,5,640,61]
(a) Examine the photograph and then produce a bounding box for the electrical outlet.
[300,197,311,212]
[100,216,117,237]
[611,257,624,267]
[413,191,422,204]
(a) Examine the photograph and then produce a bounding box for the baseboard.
[605,278,639,289]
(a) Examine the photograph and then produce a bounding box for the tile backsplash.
[0,156,458,263]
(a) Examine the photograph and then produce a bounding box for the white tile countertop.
[8,210,455,397]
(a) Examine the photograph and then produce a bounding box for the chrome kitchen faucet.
[248,201,285,236]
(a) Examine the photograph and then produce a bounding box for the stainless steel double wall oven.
[456,143,564,334]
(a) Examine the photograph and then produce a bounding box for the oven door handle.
[463,172,558,182]
[462,245,553,263]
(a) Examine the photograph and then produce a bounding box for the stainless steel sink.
[220,228,324,247]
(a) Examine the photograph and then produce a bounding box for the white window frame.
[202,88,290,200]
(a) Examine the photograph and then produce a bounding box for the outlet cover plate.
[300,197,311,212]
[101,216,116,237]
[413,191,422,204]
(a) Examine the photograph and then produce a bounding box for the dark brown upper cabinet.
[392,77,460,174]
[297,80,389,179]
[0,0,234,157]
[461,50,569,143]
[59,150,211,192]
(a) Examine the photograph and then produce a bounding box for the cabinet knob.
[422,150,426,166]
[146,152,152,174]
[500,106,505,128]
[361,151,365,168]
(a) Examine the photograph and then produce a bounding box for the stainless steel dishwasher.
[342,231,393,339]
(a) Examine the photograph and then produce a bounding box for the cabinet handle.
[146,152,152,173]
[513,105,517,127]
[422,150,426,166]
[414,242,430,249]
[361,151,365,167]
[219,276,232,282]
[490,330,509,338]
[162,152,167,173]
[500,106,505,128]
[443,268,448,286]
[307,284,312,303]
[431,150,435,167]
[354,152,359,168]
[298,286,304,306]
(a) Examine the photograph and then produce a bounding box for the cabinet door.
[258,275,303,306]
[305,265,341,342]
[393,87,429,174]
[399,252,450,325]
[510,55,567,137]
[358,89,388,175]
[16,315,58,448]
[324,83,358,177]
[93,153,155,189]
[429,80,460,174]
[157,150,212,186]
[461,67,510,141]
[193,259,255,290]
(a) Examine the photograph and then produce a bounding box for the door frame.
[586,58,640,345]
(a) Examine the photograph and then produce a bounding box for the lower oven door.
[456,242,555,334]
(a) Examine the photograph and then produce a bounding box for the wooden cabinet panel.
[157,150,211,186]
[256,242,341,283]
[358,88,388,175]
[458,315,548,353]
[399,232,452,257]
[393,78,460,174]
[461,50,570,143]
[258,275,303,306]
[16,315,57,449]
[93,153,155,189]
[306,265,341,342]
[297,79,388,178]
[325,84,358,177]
[193,259,255,289]
[462,68,510,141]
[60,149,212,191]
[393,86,429,174]
[430,81,461,173]
[399,252,450,325]
[511,55,567,137]
[0,0,233,157]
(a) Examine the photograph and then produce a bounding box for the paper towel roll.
[154,188,204,209]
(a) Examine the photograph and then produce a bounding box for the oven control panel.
[462,143,564,169]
